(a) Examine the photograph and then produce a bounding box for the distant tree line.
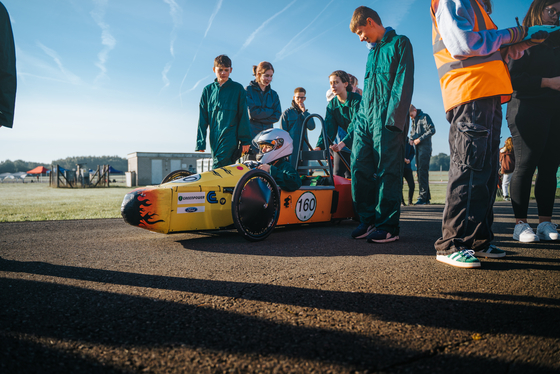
[429,153,450,171]
[0,156,128,174]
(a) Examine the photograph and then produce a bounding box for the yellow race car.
[121,115,355,241]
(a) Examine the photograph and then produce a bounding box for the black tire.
[161,170,193,184]
[232,169,280,242]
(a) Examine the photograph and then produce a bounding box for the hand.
[313,146,322,151]
[404,158,410,164]
[258,164,271,172]
[542,76,560,91]
[528,29,549,46]
[330,141,345,153]
[242,145,251,154]
[413,138,421,146]
[409,139,414,146]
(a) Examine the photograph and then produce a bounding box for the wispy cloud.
[36,42,82,84]
[178,0,223,105]
[163,0,182,57]
[235,0,296,57]
[160,0,183,92]
[275,0,334,61]
[90,0,116,84]
[182,74,213,95]
[379,0,416,28]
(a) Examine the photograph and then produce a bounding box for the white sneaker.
[513,222,539,242]
[536,222,559,241]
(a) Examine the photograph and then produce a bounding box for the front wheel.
[161,170,193,184]
[232,169,280,241]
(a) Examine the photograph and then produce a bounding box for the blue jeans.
[435,97,501,255]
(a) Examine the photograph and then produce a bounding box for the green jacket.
[280,102,315,168]
[269,157,301,192]
[354,28,414,134]
[196,78,251,168]
[0,2,16,129]
[317,91,361,150]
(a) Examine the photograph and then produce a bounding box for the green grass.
[0,182,137,222]
[1,173,558,222]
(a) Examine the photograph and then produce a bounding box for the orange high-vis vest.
[431,0,512,112]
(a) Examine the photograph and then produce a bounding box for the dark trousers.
[507,98,560,218]
[334,151,351,179]
[415,143,431,201]
[435,97,501,255]
[402,167,414,204]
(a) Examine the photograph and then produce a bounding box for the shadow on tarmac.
[1,257,559,372]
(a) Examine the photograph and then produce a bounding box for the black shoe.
[415,199,430,205]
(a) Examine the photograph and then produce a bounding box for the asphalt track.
[0,201,559,373]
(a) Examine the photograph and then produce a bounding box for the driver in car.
[254,128,302,192]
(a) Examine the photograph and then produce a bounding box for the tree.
[0,159,15,173]
[429,153,450,171]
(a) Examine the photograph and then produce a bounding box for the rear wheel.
[232,169,280,241]
[161,170,193,184]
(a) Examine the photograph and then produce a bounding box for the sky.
[0,0,533,165]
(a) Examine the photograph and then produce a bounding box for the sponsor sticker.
[175,174,202,183]
[177,206,206,214]
[207,191,218,204]
[178,192,205,205]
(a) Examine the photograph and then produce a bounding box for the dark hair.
[350,6,382,32]
[330,70,353,92]
[523,0,560,27]
[252,61,274,76]
[294,87,306,94]
[214,55,232,68]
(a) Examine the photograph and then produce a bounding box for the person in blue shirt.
[246,61,281,159]
[280,87,315,171]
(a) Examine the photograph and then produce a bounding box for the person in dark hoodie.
[409,104,435,205]
[246,61,281,159]
[280,87,315,171]
[402,137,415,206]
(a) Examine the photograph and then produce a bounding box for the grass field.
[0,172,556,222]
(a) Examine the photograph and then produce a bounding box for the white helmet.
[253,128,293,164]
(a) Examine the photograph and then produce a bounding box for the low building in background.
[127,152,212,186]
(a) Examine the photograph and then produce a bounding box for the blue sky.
[0,0,532,164]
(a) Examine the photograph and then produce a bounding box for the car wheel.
[161,170,193,184]
[232,169,280,242]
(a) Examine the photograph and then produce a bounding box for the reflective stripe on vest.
[431,0,512,111]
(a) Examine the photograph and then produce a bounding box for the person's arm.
[435,0,519,59]
[247,89,281,124]
[385,37,415,132]
[269,163,302,192]
[341,95,361,146]
[195,87,209,152]
[508,47,560,92]
[418,114,436,142]
[303,111,316,131]
[236,85,251,149]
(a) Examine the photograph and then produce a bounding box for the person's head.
[253,61,274,88]
[505,137,514,151]
[523,0,560,27]
[293,87,306,107]
[348,74,359,87]
[329,70,352,96]
[349,6,385,43]
[409,104,417,118]
[253,128,293,164]
[213,55,232,84]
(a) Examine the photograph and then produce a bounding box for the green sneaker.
[436,249,481,268]
[474,244,506,258]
